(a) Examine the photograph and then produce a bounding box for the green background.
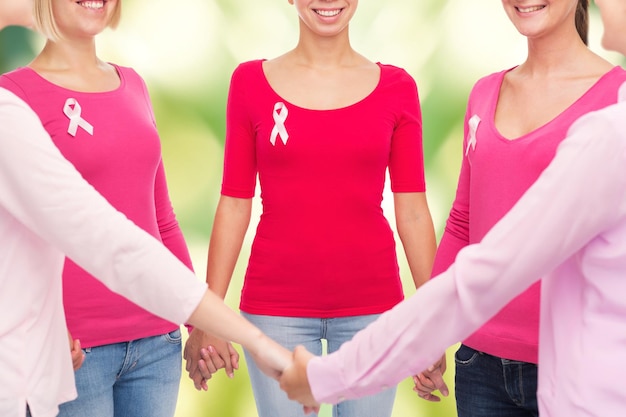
[1,1,622,416]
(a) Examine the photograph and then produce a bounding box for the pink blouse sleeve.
[306,104,626,404]
[431,108,472,277]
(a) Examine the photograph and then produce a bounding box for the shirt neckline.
[489,65,623,142]
[257,59,384,113]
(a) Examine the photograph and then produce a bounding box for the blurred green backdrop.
[1,1,623,416]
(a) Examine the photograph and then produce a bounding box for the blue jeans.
[454,344,539,417]
[242,313,396,417]
[57,329,182,417]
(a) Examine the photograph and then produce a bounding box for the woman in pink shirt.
[0,1,197,416]
[278,2,626,416]
[414,0,626,415]
[183,0,437,416]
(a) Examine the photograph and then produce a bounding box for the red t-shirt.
[222,60,426,317]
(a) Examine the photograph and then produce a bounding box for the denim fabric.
[57,329,182,417]
[455,344,539,417]
[242,313,396,417]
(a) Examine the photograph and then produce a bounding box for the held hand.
[67,332,85,371]
[412,354,448,402]
[184,329,238,391]
[199,342,240,379]
[279,345,320,414]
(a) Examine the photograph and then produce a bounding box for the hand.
[184,329,239,391]
[279,345,320,414]
[412,354,448,402]
[67,332,85,371]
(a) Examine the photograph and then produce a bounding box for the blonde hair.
[33,0,122,42]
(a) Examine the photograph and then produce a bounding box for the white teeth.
[79,1,104,9]
[315,9,341,17]
[517,5,545,13]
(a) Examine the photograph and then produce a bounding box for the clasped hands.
[184,330,448,414]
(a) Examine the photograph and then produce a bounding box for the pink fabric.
[222,60,426,317]
[0,66,194,347]
[432,66,626,363]
[0,88,206,417]
[308,88,626,417]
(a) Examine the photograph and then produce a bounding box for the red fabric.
[222,60,426,317]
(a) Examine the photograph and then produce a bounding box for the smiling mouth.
[314,8,342,18]
[516,5,546,13]
[77,1,105,10]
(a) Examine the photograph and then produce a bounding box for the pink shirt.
[0,88,206,417]
[222,60,426,317]
[432,66,626,363]
[0,66,193,347]
[308,83,626,417]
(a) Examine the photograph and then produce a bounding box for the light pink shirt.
[308,84,626,417]
[0,89,206,417]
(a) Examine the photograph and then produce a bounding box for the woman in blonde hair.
[0,1,195,416]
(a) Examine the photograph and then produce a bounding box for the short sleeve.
[221,64,258,198]
[388,70,425,192]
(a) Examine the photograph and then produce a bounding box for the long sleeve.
[0,90,207,325]
[307,104,626,404]
[431,109,472,276]
[153,158,194,270]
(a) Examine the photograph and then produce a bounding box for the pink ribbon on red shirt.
[63,98,94,137]
[270,101,289,146]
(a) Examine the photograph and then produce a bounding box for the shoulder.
[110,63,145,85]
[0,87,29,110]
[470,68,510,94]
[0,88,42,133]
[568,100,626,158]
[232,59,264,79]
[378,63,415,84]
[377,63,419,97]
[597,66,626,91]
[0,67,35,95]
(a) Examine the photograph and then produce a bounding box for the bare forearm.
[187,291,263,352]
[395,193,437,289]
[205,195,252,298]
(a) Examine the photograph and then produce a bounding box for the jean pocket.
[162,328,182,344]
[454,344,480,366]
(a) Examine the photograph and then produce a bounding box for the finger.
[414,389,441,402]
[228,343,240,370]
[197,357,218,380]
[201,347,226,369]
[421,368,449,397]
[190,368,210,391]
[413,374,435,391]
[184,348,199,374]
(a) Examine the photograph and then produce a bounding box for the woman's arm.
[183,195,252,389]
[393,192,436,289]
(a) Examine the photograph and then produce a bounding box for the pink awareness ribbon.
[63,98,94,137]
[270,102,289,146]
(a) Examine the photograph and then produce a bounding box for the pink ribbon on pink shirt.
[465,114,480,156]
[270,102,289,146]
[63,98,94,137]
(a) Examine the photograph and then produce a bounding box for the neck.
[292,26,358,69]
[521,29,593,76]
[32,38,100,71]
